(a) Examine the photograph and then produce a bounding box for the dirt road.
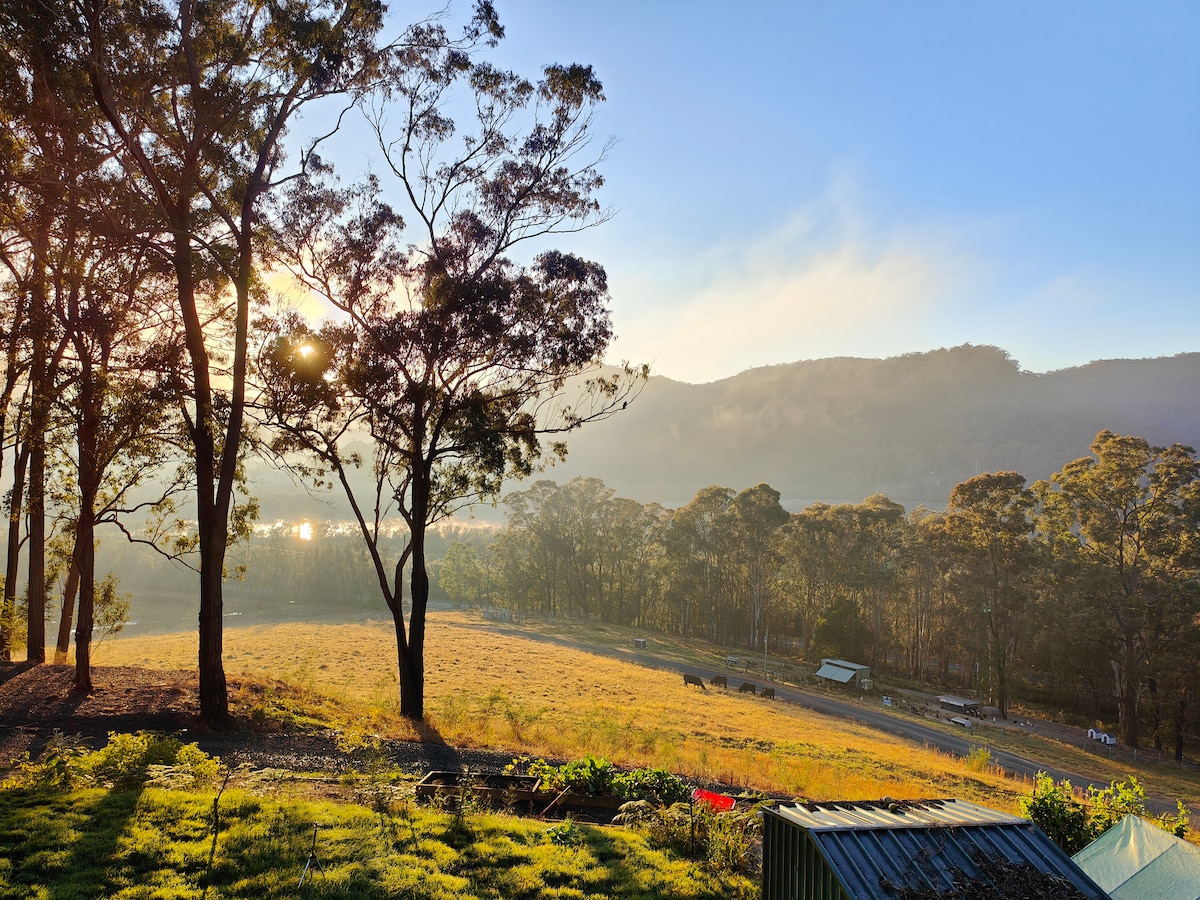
[471,621,1194,817]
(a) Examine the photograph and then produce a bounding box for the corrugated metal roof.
[823,659,869,671]
[763,800,1111,900]
[938,694,981,709]
[815,663,858,683]
[776,798,1024,831]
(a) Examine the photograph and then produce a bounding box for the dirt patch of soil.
[0,663,520,779]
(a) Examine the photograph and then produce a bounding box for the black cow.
[761,687,775,700]
[683,673,707,690]
[710,674,728,687]
[738,682,756,694]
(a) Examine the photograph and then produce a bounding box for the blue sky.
[333,1,1199,384]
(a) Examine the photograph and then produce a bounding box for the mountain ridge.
[536,345,1200,511]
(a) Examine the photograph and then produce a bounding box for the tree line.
[438,430,1200,756]
[0,0,640,724]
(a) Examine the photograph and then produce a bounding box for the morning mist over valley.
[249,344,1200,520]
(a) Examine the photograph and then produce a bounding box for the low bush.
[614,798,765,876]
[1019,771,1191,854]
[1,731,220,791]
[508,755,690,804]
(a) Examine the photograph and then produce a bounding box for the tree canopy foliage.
[1,0,638,722]
[471,431,1200,755]
[254,15,642,719]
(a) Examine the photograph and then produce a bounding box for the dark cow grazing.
[738,682,756,694]
[761,687,775,700]
[683,673,707,690]
[710,674,728,687]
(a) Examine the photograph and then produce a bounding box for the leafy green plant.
[510,755,690,804]
[963,745,992,773]
[611,767,690,805]
[542,816,580,846]
[1086,775,1189,838]
[1020,771,1190,854]
[0,731,91,789]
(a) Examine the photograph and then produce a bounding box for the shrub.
[963,745,992,773]
[1019,772,1092,854]
[616,799,764,875]
[0,731,90,789]
[2,731,220,790]
[1020,771,1190,854]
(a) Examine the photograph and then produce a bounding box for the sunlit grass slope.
[98,612,1025,810]
[0,785,757,900]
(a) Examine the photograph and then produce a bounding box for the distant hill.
[533,345,1200,512]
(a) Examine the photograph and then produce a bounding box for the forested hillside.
[543,345,1200,509]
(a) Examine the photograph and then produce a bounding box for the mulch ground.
[0,662,521,779]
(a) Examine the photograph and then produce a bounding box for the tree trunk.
[72,507,95,693]
[1115,663,1140,748]
[401,521,429,721]
[26,407,47,664]
[54,558,80,664]
[0,444,29,661]
[174,227,231,727]
[1148,677,1163,752]
[198,546,227,722]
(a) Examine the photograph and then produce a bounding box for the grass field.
[96,611,1034,811]
[7,609,1196,897]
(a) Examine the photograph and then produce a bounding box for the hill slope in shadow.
[537,345,1200,510]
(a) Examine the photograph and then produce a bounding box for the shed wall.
[763,809,850,900]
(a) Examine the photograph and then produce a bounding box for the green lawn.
[0,782,757,900]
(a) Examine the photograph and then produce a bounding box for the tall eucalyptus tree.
[82,0,397,721]
[1036,430,1200,747]
[258,31,642,719]
[943,472,1038,718]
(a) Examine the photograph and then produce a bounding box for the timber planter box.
[538,791,627,822]
[415,771,543,810]
[415,771,629,822]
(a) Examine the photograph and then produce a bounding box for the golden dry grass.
[96,611,1026,812]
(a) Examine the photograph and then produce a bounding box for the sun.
[296,521,314,541]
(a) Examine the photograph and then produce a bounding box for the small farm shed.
[814,659,871,690]
[937,694,982,717]
[1073,814,1200,900]
[762,798,1109,900]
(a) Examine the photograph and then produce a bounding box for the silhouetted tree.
[258,26,643,718]
[943,472,1038,718]
[82,0,396,722]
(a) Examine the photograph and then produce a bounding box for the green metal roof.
[763,799,1111,900]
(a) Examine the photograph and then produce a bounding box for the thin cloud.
[607,200,982,383]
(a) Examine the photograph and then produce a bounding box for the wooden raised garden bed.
[415,771,629,822]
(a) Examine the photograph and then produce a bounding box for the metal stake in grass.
[298,823,325,888]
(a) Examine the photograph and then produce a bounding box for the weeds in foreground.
[614,798,765,877]
[0,733,757,899]
[2,730,219,791]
